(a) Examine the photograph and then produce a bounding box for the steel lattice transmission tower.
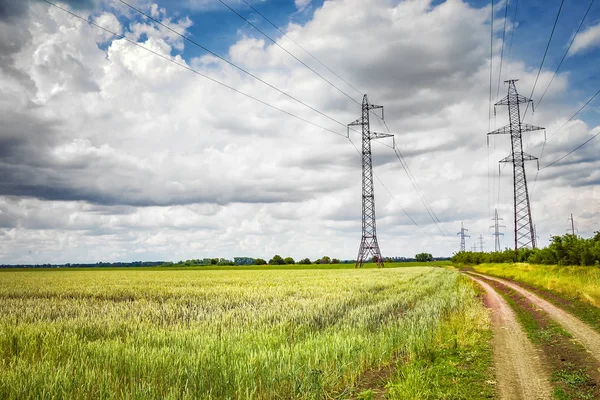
[457,222,470,252]
[349,94,392,268]
[488,80,544,251]
[490,208,506,252]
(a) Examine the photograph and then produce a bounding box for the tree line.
[451,232,600,266]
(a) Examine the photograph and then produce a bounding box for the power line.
[505,0,519,78]
[548,88,600,139]
[495,0,510,100]
[237,0,363,96]
[532,87,599,188]
[45,0,444,243]
[42,0,426,241]
[488,0,494,222]
[216,0,361,106]
[41,0,347,139]
[376,120,450,237]
[347,137,420,228]
[542,130,600,169]
[536,0,596,110]
[522,0,565,121]
[116,0,354,134]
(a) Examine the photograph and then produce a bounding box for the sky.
[0,0,598,264]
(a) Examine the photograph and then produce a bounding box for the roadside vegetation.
[472,263,600,334]
[0,267,491,399]
[452,232,600,266]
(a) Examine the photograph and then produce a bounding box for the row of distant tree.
[0,261,166,269]
[451,232,600,266]
[1,254,446,269]
[162,254,441,267]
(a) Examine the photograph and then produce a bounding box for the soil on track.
[468,275,552,400]
[476,274,600,398]
[471,272,600,365]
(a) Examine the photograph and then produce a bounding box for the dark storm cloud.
[0,0,96,21]
[0,0,27,20]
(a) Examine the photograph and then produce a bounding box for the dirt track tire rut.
[467,275,552,400]
[470,272,600,364]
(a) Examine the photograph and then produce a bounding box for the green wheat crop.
[0,267,482,399]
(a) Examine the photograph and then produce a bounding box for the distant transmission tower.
[478,235,485,253]
[457,222,470,252]
[488,80,544,251]
[566,213,576,236]
[349,94,393,268]
[490,209,505,252]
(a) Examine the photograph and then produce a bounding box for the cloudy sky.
[0,0,598,264]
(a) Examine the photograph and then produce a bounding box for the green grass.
[0,266,481,399]
[385,281,495,399]
[472,263,600,332]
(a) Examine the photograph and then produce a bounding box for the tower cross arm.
[371,132,394,140]
[488,124,543,136]
[500,152,539,167]
[494,94,532,106]
[487,125,511,136]
[521,123,545,133]
[348,117,363,126]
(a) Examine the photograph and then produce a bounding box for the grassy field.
[0,266,490,399]
[472,263,600,308]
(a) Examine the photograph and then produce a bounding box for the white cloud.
[295,0,311,12]
[0,0,598,264]
[568,22,600,56]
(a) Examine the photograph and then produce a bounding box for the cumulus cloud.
[295,0,311,12]
[568,22,600,56]
[0,0,598,263]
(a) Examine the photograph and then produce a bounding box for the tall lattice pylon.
[457,222,470,252]
[488,80,544,251]
[490,208,505,252]
[349,94,392,268]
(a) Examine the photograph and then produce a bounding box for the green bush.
[452,232,600,266]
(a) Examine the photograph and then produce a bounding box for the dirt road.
[471,272,600,364]
[467,275,552,400]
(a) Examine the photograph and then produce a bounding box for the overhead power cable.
[541,87,600,169]
[216,0,361,106]
[522,0,565,121]
[536,0,596,110]
[505,0,519,78]
[488,0,494,222]
[543,130,600,169]
[347,138,422,229]
[375,119,451,237]
[548,88,600,140]
[496,0,510,100]
[43,0,425,237]
[237,0,363,96]
[116,0,355,133]
[42,0,346,138]
[46,0,441,243]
